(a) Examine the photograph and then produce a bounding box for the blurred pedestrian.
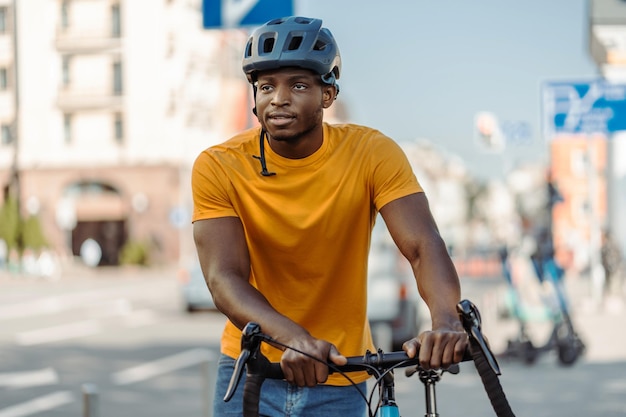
[601,230,624,299]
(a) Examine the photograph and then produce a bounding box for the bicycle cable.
[257,334,374,407]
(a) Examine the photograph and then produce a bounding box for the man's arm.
[193,217,345,386]
[193,217,274,330]
[379,192,467,369]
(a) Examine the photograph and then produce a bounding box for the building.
[589,0,626,259]
[0,0,250,266]
[551,134,608,273]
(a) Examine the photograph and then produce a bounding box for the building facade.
[0,0,250,266]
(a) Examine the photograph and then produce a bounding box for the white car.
[178,261,216,312]
[367,219,422,352]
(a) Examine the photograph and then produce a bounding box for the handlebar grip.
[264,362,284,379]
[242,374,264,417]
[469,339,516,417]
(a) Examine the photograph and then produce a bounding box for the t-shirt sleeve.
[191,150,238,222]
[369,134,423,210]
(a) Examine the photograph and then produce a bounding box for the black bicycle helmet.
[242,16,341,86]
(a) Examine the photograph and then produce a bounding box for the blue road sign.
[203,0,293,29]
[542,79,626,137]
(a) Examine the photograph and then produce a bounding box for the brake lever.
[457,299,501,376]
[224,322,263,402]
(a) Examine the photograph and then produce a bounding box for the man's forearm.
[413,242,463,330]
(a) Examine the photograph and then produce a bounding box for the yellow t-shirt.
[192,123,423,385]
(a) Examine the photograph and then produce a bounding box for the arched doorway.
[62,181,127,266]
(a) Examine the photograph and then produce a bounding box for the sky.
[286,0,600,180]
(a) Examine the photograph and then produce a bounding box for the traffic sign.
[203,0,293,29]
[542,79,626,137]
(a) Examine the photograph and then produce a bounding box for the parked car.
[367,219,422,351]
[178,261,216,312]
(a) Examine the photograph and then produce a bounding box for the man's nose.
[271,86,290,105]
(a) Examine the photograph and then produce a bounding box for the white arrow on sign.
[223,0,259,28]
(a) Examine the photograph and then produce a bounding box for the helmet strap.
[253,129,276,177]
[251,83,258,116]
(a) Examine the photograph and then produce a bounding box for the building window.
[62,56,71,86]
[0,7,7,34]
[114,113,123,143]
[61,1,70,30]
[113,61,123,95]
[63,113,72,144]
[1,124,11,145]
[0,68,8,90]
[111,3,121,37]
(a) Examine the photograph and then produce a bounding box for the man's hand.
[403,328,468,370]
[280,337,347,387]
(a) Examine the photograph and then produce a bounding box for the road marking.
[111,348,216,385]
[0,290,125,320]
[15,320,100,346]
[85,298,133,319]
[123,309,157,328]
[0,391,74,417]
[0,368,59,388]
[0,281,167,321]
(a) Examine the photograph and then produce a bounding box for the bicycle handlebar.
[225,299,515,417]
[238,344,472,381]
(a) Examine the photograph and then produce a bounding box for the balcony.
[55,24,122,54]
[57,86,123,111]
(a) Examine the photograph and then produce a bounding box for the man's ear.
[322,85,338,108]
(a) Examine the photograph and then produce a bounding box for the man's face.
[255,67,334,143]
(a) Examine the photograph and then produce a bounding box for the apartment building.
[0,0,250,265]
[550,135,608,273]
[590,0,626,259]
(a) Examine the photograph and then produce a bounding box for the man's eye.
[259,85,273,92]
[293,84,307,90]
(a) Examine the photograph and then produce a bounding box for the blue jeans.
[214,354,367,417]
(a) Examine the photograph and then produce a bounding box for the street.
[0,265,625,417]
[0,265,226,417]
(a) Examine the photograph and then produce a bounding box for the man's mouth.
[267,113,295,127]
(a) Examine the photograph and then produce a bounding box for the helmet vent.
[287,36,303,51]
[313,40,327,51]
[293,17,313,24]
[262,37,275,54]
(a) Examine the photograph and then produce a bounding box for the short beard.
[268,123,316,143]
[264,109,323,144]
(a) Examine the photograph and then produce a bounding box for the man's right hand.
[279,336,346,387]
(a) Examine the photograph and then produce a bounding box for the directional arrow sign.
[542,79,626,137]
[203,0,293,29]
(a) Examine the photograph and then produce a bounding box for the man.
[192,16,467,416]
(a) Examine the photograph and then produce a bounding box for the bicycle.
[224,299,517,417]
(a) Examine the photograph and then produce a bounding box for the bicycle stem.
[419,370,441,417]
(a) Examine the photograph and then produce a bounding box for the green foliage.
[119,240,150,266]
[0,197,19,249]
[22,216,49,250]
[0,197,49,253]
